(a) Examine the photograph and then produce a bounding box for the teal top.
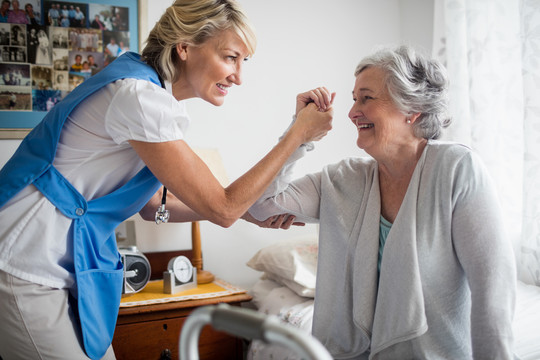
[378,215,392,273]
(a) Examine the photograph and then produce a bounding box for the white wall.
[0,0,434,289]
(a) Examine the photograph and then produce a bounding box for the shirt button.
[75,208,85,216]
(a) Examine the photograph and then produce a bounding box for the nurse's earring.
[406,118,411,124]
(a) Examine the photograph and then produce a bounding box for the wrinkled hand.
[296,86,336,115]
[242,212,305,229]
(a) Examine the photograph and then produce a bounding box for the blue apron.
[0,52,163,360]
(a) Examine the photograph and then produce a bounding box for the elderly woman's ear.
[408,112,421,124]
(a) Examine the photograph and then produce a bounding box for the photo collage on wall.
[0,0,130,112]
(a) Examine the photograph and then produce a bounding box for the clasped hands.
[246,87,335,230]
[291,86,336,143]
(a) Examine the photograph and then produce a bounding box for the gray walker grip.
[179,303,332,360]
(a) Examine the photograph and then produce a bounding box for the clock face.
[171,256,193,283]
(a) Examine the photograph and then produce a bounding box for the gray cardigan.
[249,141,517,359]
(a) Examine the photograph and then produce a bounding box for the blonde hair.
[142,0,256,83]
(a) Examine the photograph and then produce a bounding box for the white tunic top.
[0,79,190,290]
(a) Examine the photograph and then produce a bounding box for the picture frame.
[0,0,139,139]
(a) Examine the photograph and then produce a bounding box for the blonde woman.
[0,0,334,359]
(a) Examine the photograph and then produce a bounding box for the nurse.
[0,0,334,359]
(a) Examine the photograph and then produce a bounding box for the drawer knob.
[160,349,172,360]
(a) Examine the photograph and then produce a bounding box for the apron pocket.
[77,268,123,360]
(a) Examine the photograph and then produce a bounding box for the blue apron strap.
[33,165,87,219]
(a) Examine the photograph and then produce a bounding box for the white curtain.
[433,0,540,285]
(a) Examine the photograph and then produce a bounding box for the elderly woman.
[248,46,517,359]
[0,0,333,359]
[7,0,27,24]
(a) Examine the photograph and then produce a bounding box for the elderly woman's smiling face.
[349,66,412,157]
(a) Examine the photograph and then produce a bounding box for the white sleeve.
[104,79,191,144]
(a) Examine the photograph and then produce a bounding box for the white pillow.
[247,235,318,298]
[250,278,282,308]
[257,286,314,330]
[247,286,315,360]
[262,272,315,298]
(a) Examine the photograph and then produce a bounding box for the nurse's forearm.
[130,104,332,228]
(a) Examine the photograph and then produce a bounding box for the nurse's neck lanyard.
[154,72,170,225]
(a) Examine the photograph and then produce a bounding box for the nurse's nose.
[229,63,243,86]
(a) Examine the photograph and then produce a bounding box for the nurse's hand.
[291,102,334,143]
[242,212,305,229]
[296,86,335,115]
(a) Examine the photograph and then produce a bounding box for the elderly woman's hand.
[296,87,336,115]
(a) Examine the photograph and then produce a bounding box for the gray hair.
[142,0,256,83]
[355,45,451,139]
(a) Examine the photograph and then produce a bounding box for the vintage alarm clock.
[119,246,151,295]
[163,255,197,294]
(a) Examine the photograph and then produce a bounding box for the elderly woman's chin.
[355,135,374,151]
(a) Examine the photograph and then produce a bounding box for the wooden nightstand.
[112,249,253,359]
[112,292,253,360]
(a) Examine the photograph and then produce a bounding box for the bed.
[245,235,540,360]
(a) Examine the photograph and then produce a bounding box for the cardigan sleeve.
[450,151,517,359]
[248,146,322,224]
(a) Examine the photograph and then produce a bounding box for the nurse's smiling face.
[172,29,250,106]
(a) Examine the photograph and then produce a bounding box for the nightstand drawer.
[112,293,252,360]
[113,317,242,359]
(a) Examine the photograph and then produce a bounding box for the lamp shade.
[193,147,229,187]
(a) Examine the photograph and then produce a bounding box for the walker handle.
[179,303,332,360]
